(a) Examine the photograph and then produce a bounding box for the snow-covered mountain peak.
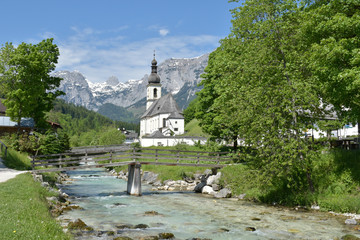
[55,53,209,111]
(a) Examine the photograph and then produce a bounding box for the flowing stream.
[58,168,359,240]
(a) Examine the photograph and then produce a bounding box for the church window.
[163,118,166,127]
[154,88,157,98]
[174,128,178,131]
[175,121,177,124]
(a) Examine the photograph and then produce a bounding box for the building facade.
[140,55,185,140]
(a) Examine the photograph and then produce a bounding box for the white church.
[140,55,195,147]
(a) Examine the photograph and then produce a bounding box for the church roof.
[167,112,184,119]
[141,93,183,119]
[144,130,165,138]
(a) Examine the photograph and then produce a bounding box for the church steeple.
[148,51,160,84]
[146,51,162,110]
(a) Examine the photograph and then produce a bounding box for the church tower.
[146,53,162,110]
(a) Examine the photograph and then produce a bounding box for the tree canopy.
[0,38,63,128]
[194,0,360,195]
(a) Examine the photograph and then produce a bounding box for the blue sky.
[0,0,240,83]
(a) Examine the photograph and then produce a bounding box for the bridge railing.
[132,148,233,167]
[31,146,234,173]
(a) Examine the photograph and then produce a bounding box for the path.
[0,158,28,183]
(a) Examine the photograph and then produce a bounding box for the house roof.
[0,116,35,127]
[141,93,183,119]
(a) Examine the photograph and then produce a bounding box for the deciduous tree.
[0,38,63,129]
[302,0,360,136]
[198,0,326,194]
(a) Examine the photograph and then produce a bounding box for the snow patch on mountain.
[55,53,209,112]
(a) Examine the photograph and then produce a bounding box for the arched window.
[154,88,157,98]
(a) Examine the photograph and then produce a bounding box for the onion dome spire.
[148,50,160,84]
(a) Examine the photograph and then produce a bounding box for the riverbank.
[0,173,71,239]
[56,167,360,239]
[110,167,360,220]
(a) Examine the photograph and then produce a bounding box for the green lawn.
[0,173,70,240]
[1,148,32,170]
[183,119,209,137]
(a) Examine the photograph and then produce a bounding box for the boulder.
[67,218,93,231]
[245,227,256,232]
[153,180,162,186]
[237,193,246,200]
[341,234,360,240]
[33,174,43,182]
[193,173,202,180]
[116,224,134,229]
[140,237,159,240]
[144,211,159,216]
[184,176,194,183]
[135,224,149,229]
[46,196,58,202]
[142,171,159,184]
[212,184,220,191]
[206,172,221,185]
[113,237,133,240]
[214,188,232,198]
[202,186,215,195]
[158,233,175,239]
[163,180,176,186]
[187,185,196,191]
[345,219,358,225]
[311,205,320,210]
[194,182,206,193]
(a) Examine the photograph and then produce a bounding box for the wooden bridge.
[31,145,234,196]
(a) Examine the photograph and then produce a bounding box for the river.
[58,168,359,240]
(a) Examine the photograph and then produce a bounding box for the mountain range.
[53,53,209,122]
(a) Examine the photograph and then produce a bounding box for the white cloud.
[159,29,169,37]
[56,27,221,83]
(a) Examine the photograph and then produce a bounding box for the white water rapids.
[58,168,360,239]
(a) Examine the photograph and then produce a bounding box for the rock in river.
[345,219,358,225]
[214,188,232,198]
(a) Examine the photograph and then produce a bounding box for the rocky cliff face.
[55,53,209,113]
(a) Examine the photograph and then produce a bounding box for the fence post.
[132,147,136,162]
[32,155,35,171]
[217,153,220,165]
[177,151,180,163]
[197,152,200,165]
[155,149,158,163]
[110,151,113,164]
[59,155,62,169]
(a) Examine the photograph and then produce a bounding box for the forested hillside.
[47,99,139,146]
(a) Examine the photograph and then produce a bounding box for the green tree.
[183,97,199,124]
[37,130,70,155]
[197,44,243,151]
[98,128,126,145]
[197,0,328,196]
[0,39,63,129]
[301,0,360,136]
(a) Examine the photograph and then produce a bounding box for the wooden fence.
[31,147,234,173]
